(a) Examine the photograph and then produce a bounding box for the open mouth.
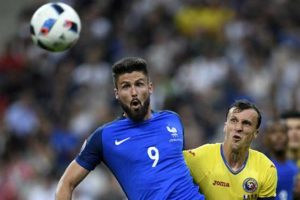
[233,135,241,141]
[131,99,141,109]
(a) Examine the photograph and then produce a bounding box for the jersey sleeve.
[75,128,103,171]
[177,114,185,150]
[259,159,278,198]
[183,150,196,174]
[183,145,210,184]
[166,110,185,150]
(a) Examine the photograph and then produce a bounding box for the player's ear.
[254,130,259,138]
[223,122,227,132]
[149,82,153,94]
[114,88,119,99]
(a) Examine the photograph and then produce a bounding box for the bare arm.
[55,160,89,200]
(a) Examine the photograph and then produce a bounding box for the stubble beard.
[119,96,150,122]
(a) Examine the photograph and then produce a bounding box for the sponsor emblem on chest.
[115,137,130,145]
[212,180,230,187]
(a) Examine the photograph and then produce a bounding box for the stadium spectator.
[264,120,298,200]
[280,110,300,199]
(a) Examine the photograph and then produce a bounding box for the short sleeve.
[259,161,277,198]
[75,128,103,171]
[183,146,208,183]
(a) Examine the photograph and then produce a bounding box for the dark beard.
[119,97,150,122]
[273,149,286,158]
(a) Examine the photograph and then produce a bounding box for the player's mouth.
[131,99,141,110]
[233,135,241,142]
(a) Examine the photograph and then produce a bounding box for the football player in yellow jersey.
[184,99,278,200]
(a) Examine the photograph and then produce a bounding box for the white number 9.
[147,146,159,167]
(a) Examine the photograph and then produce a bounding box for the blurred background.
[0,0,300,199]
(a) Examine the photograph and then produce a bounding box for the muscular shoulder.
[248,149,277,179]
[95,116,134,137]
[184,144,220,182]
[185,143,219,154]
[184,143,220,162]
[249,149,275,167]
[151,110,184,127]
[155,110,181,119]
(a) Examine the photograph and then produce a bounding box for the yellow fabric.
[175,7,234,36]
[297,159,300,179]
[184,143,277,200]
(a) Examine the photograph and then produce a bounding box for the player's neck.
[228,152,247,172]
[123,108,153,121]
[144,108,153,120]
[222,143,248,172]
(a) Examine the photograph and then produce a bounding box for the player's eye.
[230,118,238,123]
[121,84,130,89]
[136,82,145,87]
[242,121,252,126]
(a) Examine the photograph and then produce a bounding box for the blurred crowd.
[0,0,300,199]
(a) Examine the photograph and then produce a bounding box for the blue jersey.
[76,110,204,200]
[272,159,298,200]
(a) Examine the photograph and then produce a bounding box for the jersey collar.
[220,143,249,175]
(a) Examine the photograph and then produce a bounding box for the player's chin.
[129,111,146,122]
[130,107,142,116]
[231,142,242,151]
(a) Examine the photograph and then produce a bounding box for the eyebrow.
[119,78,146,86]
[230,115,252,125]
[242,119,252,125]
[122,77,145,82]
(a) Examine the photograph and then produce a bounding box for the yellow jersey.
[184,143,277,200]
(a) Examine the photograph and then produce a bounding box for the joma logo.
[212,180,230,187]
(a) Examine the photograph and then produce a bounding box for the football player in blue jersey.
[264,120,298,200]
[55,57,205,200]
[280,111,300,199]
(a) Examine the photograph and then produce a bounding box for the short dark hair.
[112,57,149,87]
[280,110,300,119]
[226,99,262,129]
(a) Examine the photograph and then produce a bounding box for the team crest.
[166,126,178,137]
[243,178,258,193]
[166,126,182,142]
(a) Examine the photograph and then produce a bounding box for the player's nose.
[234,122,243,131]
[130,86,138,96]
